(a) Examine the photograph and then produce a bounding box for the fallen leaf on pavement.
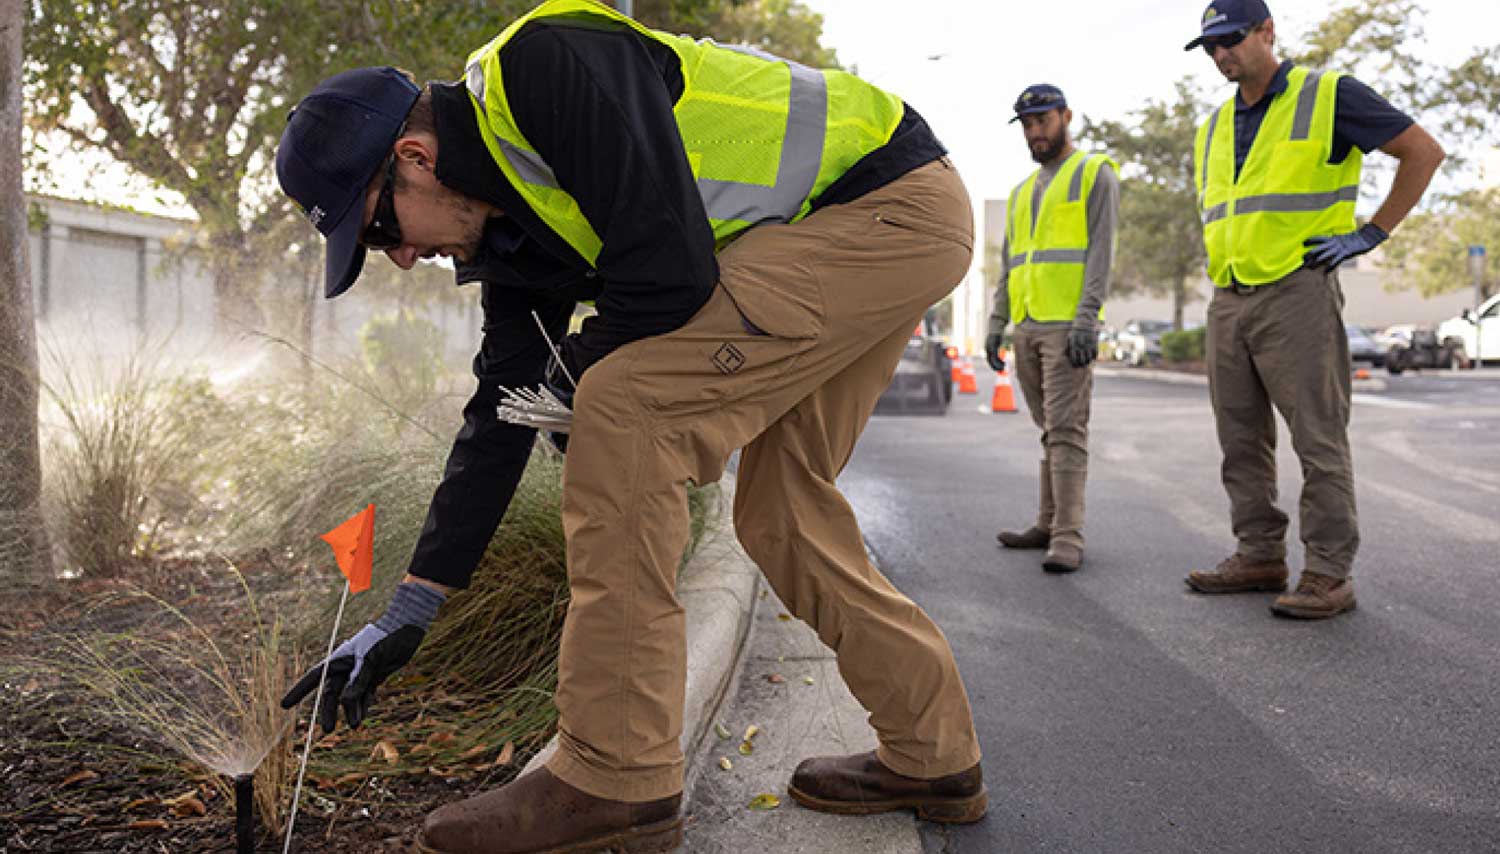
[803,676,815,685]
[713,722,731,740]
[744,725,760,741]
[738,741,754,756]
[719,757,733,771]
[747,794,781,810]
[777,613,791,621]
[61,769,99,788]
[765,674,785,684]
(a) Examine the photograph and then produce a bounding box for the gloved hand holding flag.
[280,504,446,733]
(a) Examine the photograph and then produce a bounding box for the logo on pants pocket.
[712,343,747,374]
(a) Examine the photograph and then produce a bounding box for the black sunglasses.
[1200,26,1252,54]
[361,154,402,250]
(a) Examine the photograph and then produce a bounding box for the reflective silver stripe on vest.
[1011,249,1087,267]
[465,58,562,189]
[1199,107,1221,199]
[465,44,828,225]
[1008,254,1027,268]
[1068,153,1093,203]
[698,43,828,224]
[1290,71,1324,142]
[1203,202,1228,224]
[1233,185,1358,214]
[467,58,486,110]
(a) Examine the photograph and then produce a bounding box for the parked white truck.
[1437,293,1500,367]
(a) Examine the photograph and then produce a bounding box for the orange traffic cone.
[989,356,1017,413]
[957,360,978,394]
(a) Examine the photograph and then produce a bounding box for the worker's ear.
[393,136,435,171]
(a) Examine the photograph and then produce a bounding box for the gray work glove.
[281,581,447,733]
[984,332,1007,373]
[1067,325,1098,368]
[1303,223,1387,270]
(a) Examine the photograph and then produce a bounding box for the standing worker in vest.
[274,2,986,851]
[1183,0,1443,618]
[987,84,1119,575]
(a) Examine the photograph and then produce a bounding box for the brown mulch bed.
[0,559,540,853]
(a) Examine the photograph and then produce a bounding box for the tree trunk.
[0,0,53,584]
[1172,276,1187,332]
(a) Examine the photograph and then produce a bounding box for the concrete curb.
[1094,365,1397,395]
[521,480,762,796]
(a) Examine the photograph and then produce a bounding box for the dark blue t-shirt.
[1233,61,1413,179]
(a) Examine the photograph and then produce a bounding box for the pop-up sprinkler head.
[235,773,255,853]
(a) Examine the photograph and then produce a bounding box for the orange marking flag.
[320,504,375,593]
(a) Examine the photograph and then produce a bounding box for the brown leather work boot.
[1270,572,1356,620]
[1042,541,1082,573]
[1185,554,1289,594]
[415,767,682,854]
[788,751,987,824]
[997,526,1050,549]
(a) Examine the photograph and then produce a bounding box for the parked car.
[1373,323,1416,351]
[1345,323,1385,368]
[1113,319,1174,366]
[1436,294,1500,368]
[875,314,952,415]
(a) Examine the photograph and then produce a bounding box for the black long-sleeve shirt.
[406,17,946,588]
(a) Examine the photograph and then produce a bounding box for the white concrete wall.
[26,195,483,370]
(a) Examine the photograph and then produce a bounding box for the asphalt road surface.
[833,365,1500,854]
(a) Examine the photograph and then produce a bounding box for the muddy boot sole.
[414,816,684,854]
[787,783,989,824]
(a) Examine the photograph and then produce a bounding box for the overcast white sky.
[805,0,1500,207]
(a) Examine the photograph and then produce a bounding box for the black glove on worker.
[984,332,1007,373]
[281,581,447,733]
[1067,326,1098,368]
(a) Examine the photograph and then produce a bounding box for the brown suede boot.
[998,460,1054,549]
[1270,572,1356,619]
[997,526,1050,549]
[1041,468,1086,573]
[1185,554,1289,594]
[788,751,987,824]
[415,768,682,854]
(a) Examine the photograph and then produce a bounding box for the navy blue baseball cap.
[1010,84,1067,123]
[276,67,420,298]
[1184,0,1271,51]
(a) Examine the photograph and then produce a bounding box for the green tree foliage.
[24,0,838,337]
[1380,189,1499,299]
[1081,80,1209,331]
[1288,0,1499,296]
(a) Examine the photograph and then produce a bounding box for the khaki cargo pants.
[1206,265,1359,579]
[1011,324,1094,549]
[548,159,983,802]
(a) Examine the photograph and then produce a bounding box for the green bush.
[1161,327,1206,363]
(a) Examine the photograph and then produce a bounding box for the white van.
[1437,294,1500,367]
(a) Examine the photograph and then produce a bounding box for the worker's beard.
[1029,125,1067,164]
[448,194,491,263]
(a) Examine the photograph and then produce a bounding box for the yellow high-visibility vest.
[463,0,906,265]
[1006,150,1116,323]
[1193,66,1363,287]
